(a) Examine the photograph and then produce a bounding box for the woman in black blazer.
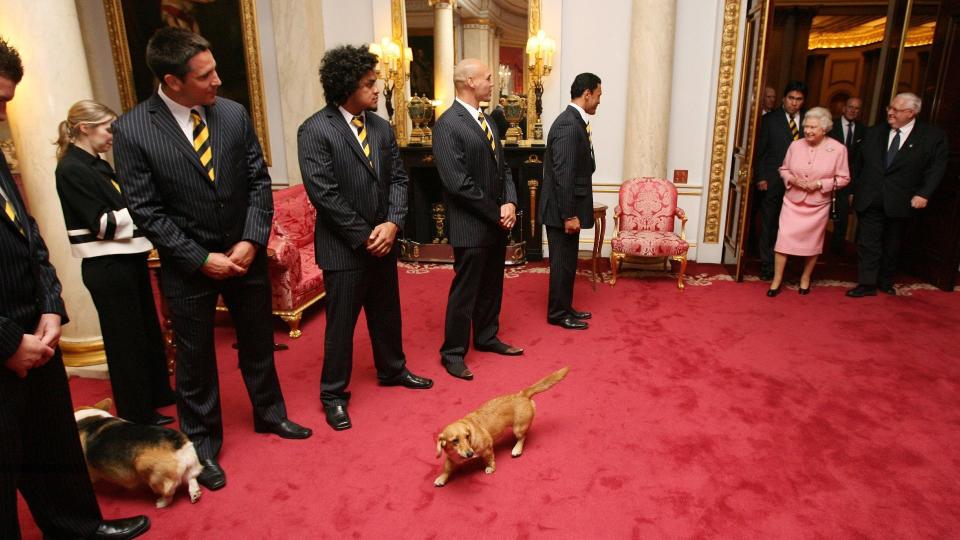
[54,100,175,425]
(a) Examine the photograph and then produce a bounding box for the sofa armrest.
[267,224,301,275]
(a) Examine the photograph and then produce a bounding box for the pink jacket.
[779,137,850,205]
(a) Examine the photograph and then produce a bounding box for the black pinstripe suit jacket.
[540,105,596,228]
[433,100,518,247]
[113,94,273,295]
[297,105,408,271]
[755,107,804,195]
[0,155,68,360]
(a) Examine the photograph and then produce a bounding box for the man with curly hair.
[1,36,150,539]
[298,44,433,432]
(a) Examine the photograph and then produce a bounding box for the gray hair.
[803,106,833,132]
[894,92,922,113]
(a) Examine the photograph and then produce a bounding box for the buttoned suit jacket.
[828,118,866,181]
[853,121,948,218]
[112,94,273,295]
[755,107,804,196]
[432,100,518,247]
[297,104,408,271]
[540,104,596,228]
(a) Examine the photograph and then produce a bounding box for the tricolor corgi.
[74,398,202,508]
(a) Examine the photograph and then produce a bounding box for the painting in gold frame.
[103,0,271,164]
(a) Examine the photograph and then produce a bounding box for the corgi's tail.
[520,367,570,398]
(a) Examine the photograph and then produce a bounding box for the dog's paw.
[155,497,172,509]
[190,489,202,503]
[434,477,447,487]
[511,449,523,458]
[484,466,495,474]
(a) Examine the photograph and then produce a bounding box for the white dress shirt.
[339,106,366,146]
[888,118,916,150]
[158,86,207,143]
[456,97,487,130]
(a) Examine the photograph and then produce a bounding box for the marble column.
[271,0,326,184]
[430,0,456,115]
[0,1,105,365]
[462,18,494,66]
[622,0,677,179]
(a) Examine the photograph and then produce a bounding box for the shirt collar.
[895,118,916,134]
[456,97,484,121]
[158,85,204,126]
[569,103,591,125]
[339,106,365,127]
[65,143,100,165]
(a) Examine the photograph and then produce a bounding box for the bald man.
[432,59,521,381]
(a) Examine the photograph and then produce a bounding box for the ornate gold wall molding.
[526,0,541,134]
[392,0,409,143]
[61,339,106,367]
[703,0,741,244]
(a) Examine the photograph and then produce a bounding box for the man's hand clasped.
[367,222,398,257]
[499,203,516,231]
[202,241,258,279]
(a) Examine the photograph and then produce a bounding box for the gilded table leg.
[280,313,303,338]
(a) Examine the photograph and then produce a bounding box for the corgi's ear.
[436,435,446,458]
[94,398,113,412]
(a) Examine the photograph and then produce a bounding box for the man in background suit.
[540,72,602,330]
[0,36,149,540]
[761,86,776,116]
[827,97,866,253]
[113,28,311,492]
[434,58,520,381]
[847,92,948,297]
[754,80,807,280]
[297,45,433,432]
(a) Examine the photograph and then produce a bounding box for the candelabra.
[525,30,555,143]
[369,37,412,126]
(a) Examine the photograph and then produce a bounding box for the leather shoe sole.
[254,419,313,439]
[474,343,524,356]
[547,317,588,330]
[324,405,352,431]
[91,515,150,539]
[379,371,434,389]
[444,363,474,380]
[196,459,226,491]
[570,310,592,320]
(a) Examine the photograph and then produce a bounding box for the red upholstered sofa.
[267,184,325,337]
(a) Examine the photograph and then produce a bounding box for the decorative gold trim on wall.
[392,0,409,143]
[526,0,541,133]
[703,0,741,244]
[103,0,271,165]
[61,339,106,367]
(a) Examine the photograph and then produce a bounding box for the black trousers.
[856,198,907,287]
[1,352,102,539]
[440,242,507,368]
[830,186,854,249]
[546,225,579,321]
[82,253,173,424]
[320,253,406,406]
[757,189,784,274]
[166,253,287,460]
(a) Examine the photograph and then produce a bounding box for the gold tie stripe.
[190,110,215,182]
[586,121,595,161]
[111,180,121,193]
[2,192,25,236]
[351,115,373,166]
[478,113,496,152]
[788,116,799,141]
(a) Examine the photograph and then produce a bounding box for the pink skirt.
[775,197,829,256]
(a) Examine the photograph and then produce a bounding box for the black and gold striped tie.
[478,113,496,152]
[586,121,595,161]
[190,109,215,182]
[1,190,25,236]
[788,116,799,141]
[351,115,372,167]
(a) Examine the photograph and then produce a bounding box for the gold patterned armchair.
[609,177,689,289]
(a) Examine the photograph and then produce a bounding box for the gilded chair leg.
[609,252,622,286]
[280,313,303,338]
[676,255,688,290]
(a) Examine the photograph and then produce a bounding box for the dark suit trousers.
[1,352,102,539]
[320,253,406,406]
[830,186,853,247]
[757,189,783,273]
[546,225,579,321]
[856,198,907,287]
[166,253,287,460]
[440,243,507,367]
[81,254,173,424]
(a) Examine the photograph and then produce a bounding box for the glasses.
[887,106,914,114]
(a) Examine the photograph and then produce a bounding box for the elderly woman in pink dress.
[767,106,850,296]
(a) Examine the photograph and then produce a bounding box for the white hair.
[894,92,922,113]
[804,106,833,132]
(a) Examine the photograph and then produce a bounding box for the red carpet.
[19,263,960,538]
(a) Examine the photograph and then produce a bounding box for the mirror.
[390,0,539,142]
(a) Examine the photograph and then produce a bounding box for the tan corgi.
[74,398,202,508]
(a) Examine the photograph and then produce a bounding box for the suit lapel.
[567,106,595,171]
[887,123,922,172]
[0,157,29,242]
[325,106,377,179]
[454,102,496,161]
[147,94,212,183]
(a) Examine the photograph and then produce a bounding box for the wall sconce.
[525,29,555,142]
[370,37,412,126]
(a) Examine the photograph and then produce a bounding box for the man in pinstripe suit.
[298,45,433,432]
[1,36,149,540]
[112,28,311,492]
[434,58,521,381]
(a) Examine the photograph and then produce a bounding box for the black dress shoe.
[149,412,175,426]
[474,341,524,356]
[798,284,811,295]
[766,286,781,297]
[443,363,474,380]
[254,419,313,439]
[846,285,877,298]
[324,405,352,431]
[196,459,226,490]
[91,515,150,539]
[380,370,434,389]
[879,285,896,295]
[569,309,592,320]
[547,317,588,330]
